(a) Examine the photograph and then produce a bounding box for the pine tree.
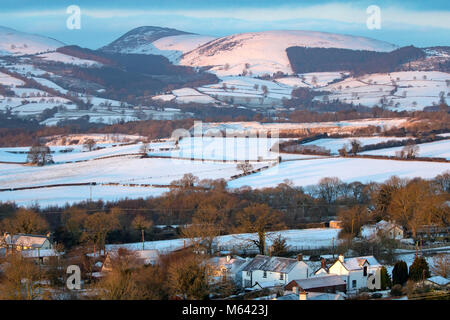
[392,260,408,286]
[408,256,430,281]
[380,266,392,289]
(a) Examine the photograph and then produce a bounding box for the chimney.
[338,254,344,263]
[299,291,308,301]
[321,258,326,269]
[292,286,298,294]
[297,253,303,262]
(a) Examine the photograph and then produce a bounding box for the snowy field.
[36,52,101,66]
[361,139,450,160]
[228,157,450,189]
[303,137,410,154]
[106,228,341,253]
[0,156,270,189]
[152,136,285,161]
[0,185,168,208]
[318,71,450,111]
[1,133,448,206]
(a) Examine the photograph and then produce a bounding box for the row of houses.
[208,252,384,296]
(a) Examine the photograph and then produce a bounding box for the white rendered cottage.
[241,254,310,288]
[328,254,383,293]
[1,233,52,251]
[208,255,251,286]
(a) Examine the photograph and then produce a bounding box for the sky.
[0,0,449,49]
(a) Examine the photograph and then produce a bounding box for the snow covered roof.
[277,292,344,300]
[242,255,306,273]
[340,255,381,271]
[426,276,450,286]
[288,275,346,290]
[209,256,248,273]
[10,234,49,248]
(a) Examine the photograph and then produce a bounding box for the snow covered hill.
[0,26,64,56]
[180,30,398,76]
[100,26,216,63]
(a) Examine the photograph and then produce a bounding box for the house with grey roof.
[285,274,347,293]
[327,254,383,293]
[276,290,345,300]
[1,232,52,252]
[241,254,310,289]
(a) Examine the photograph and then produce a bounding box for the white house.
[327,254,383,293]
[1,233,52,252]
[208,255,251,286]
[361,220,404,240]
[241,254,310,289]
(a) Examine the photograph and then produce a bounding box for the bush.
[409,256,431,281]
[390,284,403,297]
[392,260,408,286]
[371,293,383,299]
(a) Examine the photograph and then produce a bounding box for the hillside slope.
[180,30,398,76]
[100,26,216,63]
[0,26,64,55]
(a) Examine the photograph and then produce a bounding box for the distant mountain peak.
[100,26,194,53]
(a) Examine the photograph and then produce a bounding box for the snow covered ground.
[318,71,450,111]
[228,157,450,189]
[180,30,396,77]
[193,119,409,135]
[0,71,25,86]
[303,137,410,154]
[0,26,63,55]
[153,136,285,161]
[106,228,341,253]
[0,185,168,208]
[1,132,448,206]
[36,52,101,66]
[144,34,216,63]
[361,139,450,160]
[0,154,271,189]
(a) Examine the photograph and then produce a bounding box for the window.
[263,271,267,278]
[363,266,368,277]
[352,280,357,288]
[280,273,284,280]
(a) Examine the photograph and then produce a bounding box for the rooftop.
[242,255,306,273]
[287,274,346,290]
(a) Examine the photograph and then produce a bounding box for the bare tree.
[431,254,449,278]
[83,212,120,255]
[84,139,96,152]
[235,203,285,255]
[0,253,43,300]
[236,162,253,175]
[132,215,153,250]
[26,144,53,166]
[350,139,362,155]
[1,208,49,234]
[168,254,211,300]
[181,203,225,255]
